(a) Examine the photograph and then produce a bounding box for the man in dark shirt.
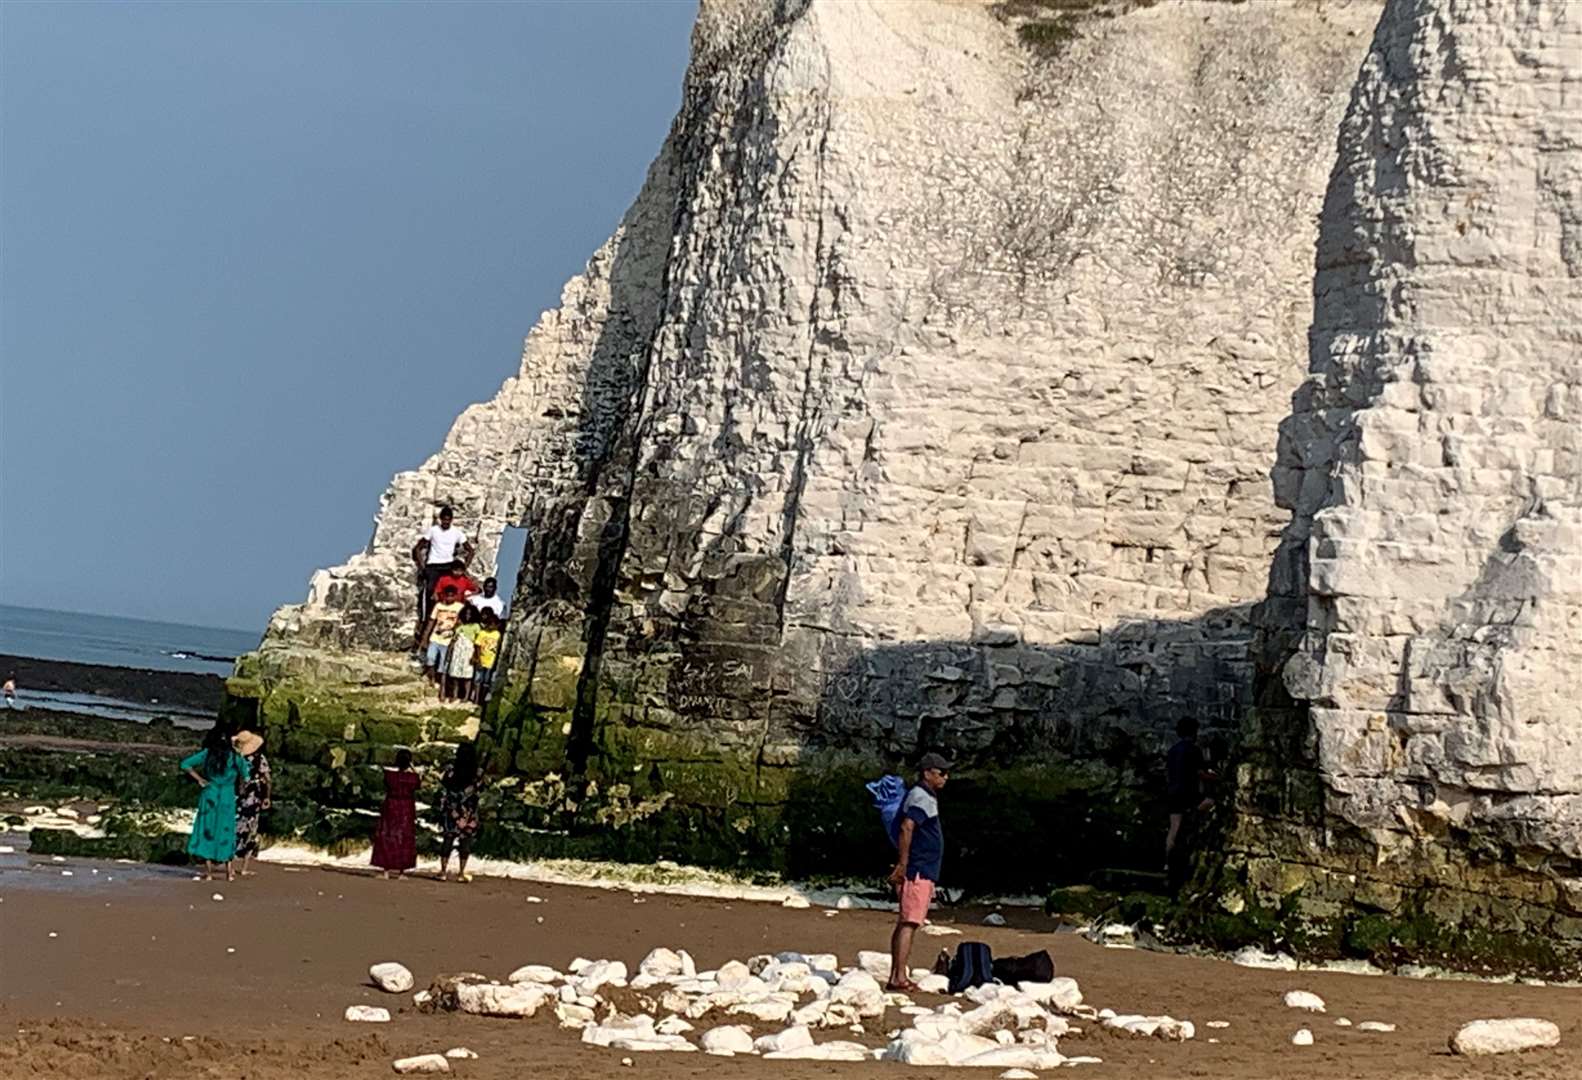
[1165,717,1216,893]
[886,751,950,992]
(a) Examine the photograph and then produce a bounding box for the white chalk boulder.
[344,1005,391,1023]
[1019,978,1083,1011]
[1291,1028,1314,1046]
[700,1025,755,1056]
[443,1048,477,1060]
[1449,1018,1561,1056]
[639,948,686,980]
[370,962,415,994]
[1356,1021,1396,1033]
[392,1054,450,1074]
[575,959,628,995]
[856,950,892,978]
[455,981,555,1018]
[507,964,561,985]
[754,1026,813,1055]
[1283,990,1326,1013]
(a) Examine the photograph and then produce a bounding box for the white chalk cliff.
[246,0,1579,960]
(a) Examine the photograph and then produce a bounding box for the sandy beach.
[2,854,1576,1080]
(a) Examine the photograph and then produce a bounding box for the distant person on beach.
[468,577,505,620]
[232,727,271,877]
[1164,717,1216,894]
[435,560,479,604]
[471,609,501,705]
[371,748,419,879]
[444,605,479,701]
[886,752,950,992]
[3,676,14,708]
[419,585,464,685]
[180,724,250,882]
[412,507,474,646]
[437,742,482,883]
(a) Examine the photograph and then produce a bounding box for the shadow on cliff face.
[780,605,1252,893]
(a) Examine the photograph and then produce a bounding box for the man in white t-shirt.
[469,577,505,620]
[411,506,474,645]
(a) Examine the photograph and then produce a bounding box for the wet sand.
[1,854,1576,1080]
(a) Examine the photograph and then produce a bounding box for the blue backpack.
[948,942,994,994]
[866,774,906,848]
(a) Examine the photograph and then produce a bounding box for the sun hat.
[233,729,264,756]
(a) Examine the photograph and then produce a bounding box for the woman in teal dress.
[181,724,251,881]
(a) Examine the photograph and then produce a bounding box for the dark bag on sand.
[947,942,994,993]
[992,949,1055,985]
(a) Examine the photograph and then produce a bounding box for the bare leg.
[456,836,472,882]
[226,859,236,882]
[204,860,215,881]
[439,835,454,881]
[1165,813,1183,865]
[888,921,919,990]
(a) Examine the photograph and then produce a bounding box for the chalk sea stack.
[230,0,1581,972]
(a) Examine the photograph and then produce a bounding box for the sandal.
[886,978,920,993]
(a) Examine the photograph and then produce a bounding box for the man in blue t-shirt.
[885,751,950,992]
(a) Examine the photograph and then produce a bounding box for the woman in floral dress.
[371,748,420,879]
[232,727,271,876]
[437,742,482,883]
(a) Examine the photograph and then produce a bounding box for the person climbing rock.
[886,751,950,992]
[468,576,505,620]
[435,559,479,605]
[411,506,473,646]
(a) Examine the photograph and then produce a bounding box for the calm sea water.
[0,603,259,678]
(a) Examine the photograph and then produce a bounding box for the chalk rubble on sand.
[700,1025,755,1056]
[782,895,811,909]
[983,913,1007,927]
[370,963,415,994]
[1231,947,1297,971]
[392,1054,450,1074]
[1449,1018,1561,1056]
[999,1070,1039,1079]
[1283,990,1325,1012]
[1206,1020,1230,1029]
[443,1048,477,1060]
[455,981,556,1018]
[1291,1028,1314,1046]
[1356,1021,1395,1033]
[1334,1017,1352,1027]
[344,1006,391,1023]
[920,923,961,937]
[1100,1013,1194,1041]
[764,1041,871,1061]
[583,1015,697,1052]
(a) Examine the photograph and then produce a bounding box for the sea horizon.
[0,602,262,678]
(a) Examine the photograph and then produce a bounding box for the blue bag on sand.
[948,942,994,994]
[866,774,906,847]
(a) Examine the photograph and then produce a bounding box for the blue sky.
[0,0,696,632]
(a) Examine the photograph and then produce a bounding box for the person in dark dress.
[371,748,420,879]
[232,728,271,877]
[1164,717,1216,893]
[437,742,482,883]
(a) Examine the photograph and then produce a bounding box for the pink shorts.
[898,876,935,925]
